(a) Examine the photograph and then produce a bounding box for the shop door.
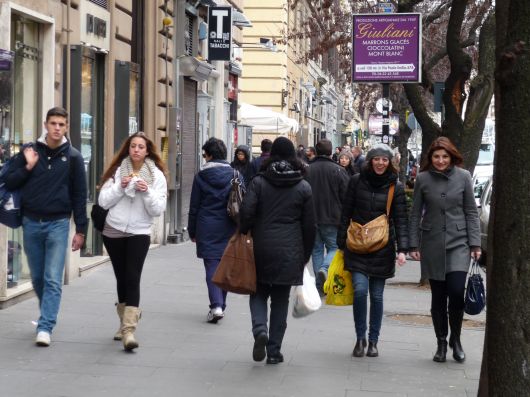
[68,46,105,256]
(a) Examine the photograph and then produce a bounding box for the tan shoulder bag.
[346,184,395,254]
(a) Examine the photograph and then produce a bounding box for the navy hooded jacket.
[187,161,237,259]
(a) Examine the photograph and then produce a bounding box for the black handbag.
[91,204,109,232]
[464,259,486,315]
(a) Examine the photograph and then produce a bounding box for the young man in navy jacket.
[5,107,87,346]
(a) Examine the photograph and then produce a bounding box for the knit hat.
[270,137,296,159]
[338,149,353,161]
[366,143,394,163]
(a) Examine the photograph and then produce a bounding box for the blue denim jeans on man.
[311,224,338,275]
[352,271,386,342]
[23,217,70,334]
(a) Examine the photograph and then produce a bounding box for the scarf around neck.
[120,156,156,186]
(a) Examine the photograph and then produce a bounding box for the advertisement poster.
[352,13,421,82]
[369,114,400,135]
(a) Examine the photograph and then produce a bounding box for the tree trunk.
[483,1,530,394]
[461,12,495,173]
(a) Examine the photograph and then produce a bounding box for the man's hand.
[409,251,421,261]
[23,147,39,171]
[72,233,85,251]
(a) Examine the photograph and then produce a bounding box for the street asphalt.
[0,242,486,397]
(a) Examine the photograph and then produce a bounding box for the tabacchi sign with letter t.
[208,7,232,61]
[352,13,422,83]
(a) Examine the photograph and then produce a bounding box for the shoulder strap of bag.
[385,184,395,216]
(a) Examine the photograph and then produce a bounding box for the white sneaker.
[35,331,51,347]
[206,307,224,324]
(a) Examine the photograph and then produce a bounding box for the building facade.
[0,0,250,307]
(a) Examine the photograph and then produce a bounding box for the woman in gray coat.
[409,137,481,363]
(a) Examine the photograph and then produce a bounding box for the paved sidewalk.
[0,243,485,397]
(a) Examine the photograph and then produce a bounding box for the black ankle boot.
[433,338,447,362]
[366,341,378,357]
[352,338,367,357]
[431,309,448,362]
[449,310,466,362]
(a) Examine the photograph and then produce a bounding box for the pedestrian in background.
[351,146,365,174]
[305,139,349,294]
[252,139,272,174]
[98,131,168,350]
[306,146,316,162]
[332,146,342,162]
[231,144,254,187]
[188,138,237,324]
[338,149,357,176]
[4,107,87,347]
[409,137,481,363]
[240,137,315,364]
[337,143,408,358]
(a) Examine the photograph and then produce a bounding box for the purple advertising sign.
[352,13,421,83]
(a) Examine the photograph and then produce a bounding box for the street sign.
[208,7,232,61]
[352,13,422,83]
[378,2,396,13]
[376,98,393,114]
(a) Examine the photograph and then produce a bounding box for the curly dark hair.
[202,138,227,160]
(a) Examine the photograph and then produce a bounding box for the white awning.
[240,103,299,135]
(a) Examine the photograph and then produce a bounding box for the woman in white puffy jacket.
[98,132,168,351]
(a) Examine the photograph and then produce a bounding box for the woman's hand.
[471,247,482,261]
[135,178,149,192]
[121,176,132,188]
[396,252,407,266]
[409,250,421,261]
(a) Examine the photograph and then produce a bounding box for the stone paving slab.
[0,242,485,397]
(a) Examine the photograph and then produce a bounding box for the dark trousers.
[103,235,150,307]
[429,271,467,313]
[249,283,291,356]
[203,258,227,310]
[429,271,467,338]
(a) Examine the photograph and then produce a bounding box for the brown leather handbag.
[212,231,256,294]
[346,184,395,254]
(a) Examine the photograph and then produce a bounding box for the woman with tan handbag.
[409,137,481,363]
[337,144,409,358]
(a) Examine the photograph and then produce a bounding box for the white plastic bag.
[292,266,322,318]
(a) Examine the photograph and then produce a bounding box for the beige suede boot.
[114,303,126,341]
[122,306,141,351]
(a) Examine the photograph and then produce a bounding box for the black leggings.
[429,271,467,313]
[103,235,150,307]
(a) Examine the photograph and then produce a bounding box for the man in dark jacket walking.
[251,139,272,174]
[4,107,87,347]
[305,139,349,294]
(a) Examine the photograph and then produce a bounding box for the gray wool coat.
[409,167,481,280]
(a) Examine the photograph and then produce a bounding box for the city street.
[0,242,485,397]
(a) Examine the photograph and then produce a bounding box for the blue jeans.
[311,225,338,275]
[22,217,70,334]
[352,272,386,343]
[203,258,227,310]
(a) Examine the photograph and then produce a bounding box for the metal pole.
[64,0,71,285]
[382,83,390,145]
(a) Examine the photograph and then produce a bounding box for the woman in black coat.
[239,137,316,365]
[230,145,255,187]
[337,144,409,358]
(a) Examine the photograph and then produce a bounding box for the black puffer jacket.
[337,169,409,279]
[239,161,316,286]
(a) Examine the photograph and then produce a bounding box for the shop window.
[6,14,43,288]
